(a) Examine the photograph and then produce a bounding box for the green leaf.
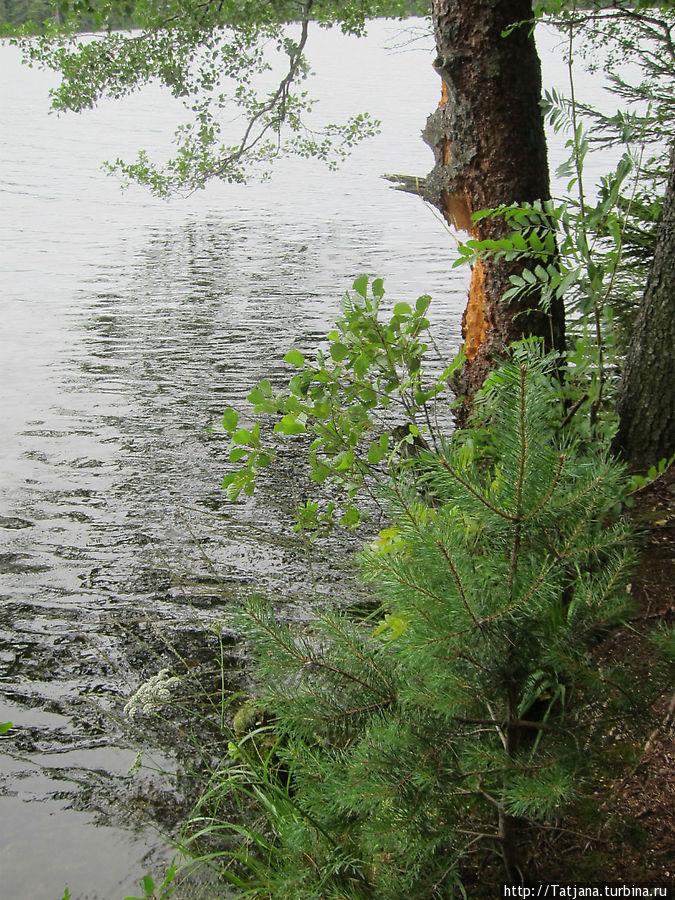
[274,414,306,435]
[359,386,377,405]
[367,441,385,464]
[310,464,331,483]
[649,623,675,663]
[0,722,11,735]
[257,399,278,414]
[311,401,331,420]
[225,478,245,501]
[556,267,581,298]
[222,407,239,432]
[247,387,265,404]
[232,428,254,445]
[529,231,544,252]
[393,302,412,317]
[141,875,155,896]
[229,447,248,463]
[415,294,431,313]
[330,342,349,362]
[353,352,370,379]
[502,287,521,302]
[333,449,354,471]
[372,278,385,299]
[373,612,410,640]
[340,506,360,528]
[284,349,305,367]
[352,275,369,298]
[288,374,307,396]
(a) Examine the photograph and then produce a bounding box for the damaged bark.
[423,0,565,414]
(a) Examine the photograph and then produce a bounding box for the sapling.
[214,346,636,895]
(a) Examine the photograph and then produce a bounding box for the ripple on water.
[0,18,473,898]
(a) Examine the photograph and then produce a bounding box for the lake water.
[0,19,620,899]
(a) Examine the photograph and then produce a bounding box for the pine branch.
[525,454,566,520]
[514,364,528,519]
[438,457,519,522]
[435,539,482,629]
[456,716,561,733]
[508,522,521,598]
[244,604,394,702]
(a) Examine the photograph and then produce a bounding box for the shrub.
[207,348,636,896]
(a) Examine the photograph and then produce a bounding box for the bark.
[613,146,675,471]
[423,0,565,415]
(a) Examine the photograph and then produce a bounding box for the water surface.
[0,20,620,898]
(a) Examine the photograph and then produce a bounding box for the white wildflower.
[124,669,182,719]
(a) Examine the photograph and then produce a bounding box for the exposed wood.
[382,173,427,196]
[422,0,565,417]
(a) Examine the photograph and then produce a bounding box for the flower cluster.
[123,669,182,719]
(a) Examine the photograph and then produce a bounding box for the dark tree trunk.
[613,146,675,471]
[423,0,565,414]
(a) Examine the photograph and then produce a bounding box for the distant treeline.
[1,0,430,32]
[1,0,58,28]
[0,0,134,29]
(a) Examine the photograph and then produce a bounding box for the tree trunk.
[423,0,565,415]
[613,146,675,471]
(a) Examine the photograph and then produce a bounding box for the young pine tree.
[219,348,636,897]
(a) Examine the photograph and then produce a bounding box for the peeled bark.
[423,0,565,412]
[613,147,675,471]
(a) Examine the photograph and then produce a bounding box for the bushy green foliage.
[196,348,637,895]
[221,276,459,528]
